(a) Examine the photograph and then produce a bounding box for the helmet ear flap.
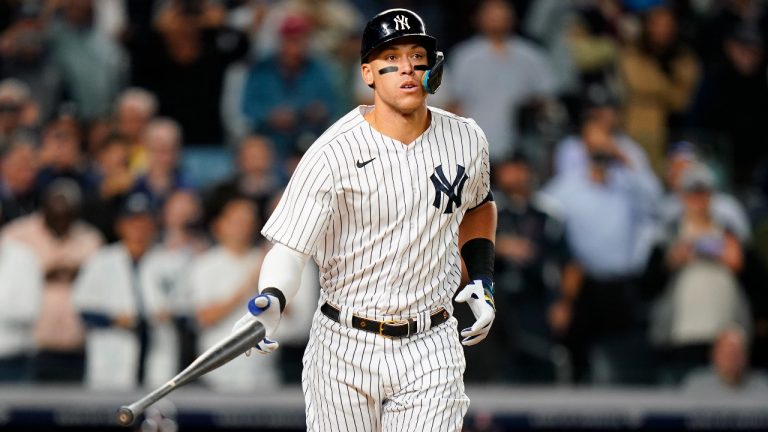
[421,51,444,94]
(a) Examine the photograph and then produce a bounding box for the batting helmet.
[360,8,444,94]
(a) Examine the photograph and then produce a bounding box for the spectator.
[447,0,556,162]
[204,134,282,227]
[0,78,38,143]
[1,178,103,383]
[252,0,364,59]
[540,120,661,384]
[189,196,279,391]
[0,133,39,226]
[35,114,93,194]
[619,4,701,175]
[0,238,43,382]
[81,132,134,243]
[647,163,752,384]
[566,0,627,99]
[683,326,768,395]
[659,141,751,243]
[695,0,768,68]
[553,95,655,180]
[0,2,62,126]
[47,0,126,121]
[113,88,158,174]
[131,118,195,210]
[491,152,582,384]
[128,0,249,146]
[143,189,209,370]
[73,192,174,389]
[692,24,768,191]
[241,12,339,163]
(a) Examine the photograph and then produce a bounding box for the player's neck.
[364,103,430,145]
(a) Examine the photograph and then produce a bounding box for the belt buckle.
[379,319,408,339]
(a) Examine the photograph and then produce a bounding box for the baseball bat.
[116,319,266,426]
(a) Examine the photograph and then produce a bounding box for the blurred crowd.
[0,0,767,395]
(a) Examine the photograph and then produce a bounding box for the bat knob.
[116,406,136,426]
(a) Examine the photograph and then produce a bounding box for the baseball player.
[234,8,497,431]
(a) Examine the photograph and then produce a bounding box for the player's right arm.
[233,145,337,353]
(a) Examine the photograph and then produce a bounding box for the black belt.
[320,302,450,338]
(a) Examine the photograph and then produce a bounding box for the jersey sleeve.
[262,149,336,255]
[468,121,492,209]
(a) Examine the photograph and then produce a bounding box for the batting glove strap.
[260,287,286,312]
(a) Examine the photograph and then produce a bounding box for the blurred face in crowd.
[476,0,515,39]
[682,185,712,218]
[41,181,81,237]
[1,141,38,193]
[63,0,94,27]
[725,39,764,76]
[97,136,130,174]
[644,6,677,50]
[494,160,531,198]
[279,33,311,72]
[713,328,748,386]
[145,122,180,174]
[42,118,82,169]
[238,135,274,177]
[117,95,155,141]
[162,190,201,232]
[665,153,694,192]
[0,96,24,134]
[117,213,157,258]
[213,199,257,250]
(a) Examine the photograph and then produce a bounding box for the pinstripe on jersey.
[262,105,491,321]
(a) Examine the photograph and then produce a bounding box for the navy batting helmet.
[360,8,444,93]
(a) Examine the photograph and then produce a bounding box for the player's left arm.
[456,199,497,346]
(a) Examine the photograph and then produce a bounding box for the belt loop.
[338,305,354,329]
[416,310,431,334]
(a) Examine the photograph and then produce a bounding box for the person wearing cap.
[1,178,103,382]
[241,12,340,166]
[72,192,178,389]
[659,142,751,243]
[489,151,583,384]
[646,163,752,384]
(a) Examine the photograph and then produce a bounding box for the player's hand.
[233,294,282,356]
[455,279,496,346]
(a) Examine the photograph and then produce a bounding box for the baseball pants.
[302,309,469,431]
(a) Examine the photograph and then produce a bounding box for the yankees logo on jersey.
[262,105,490,321]
[431,164,469,214]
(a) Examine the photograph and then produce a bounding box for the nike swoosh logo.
[356,158,376,168]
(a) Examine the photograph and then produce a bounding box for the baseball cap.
[118,193,155,218]
[279,14,313,38]
[680,163,715,193]
[667,140,698,162]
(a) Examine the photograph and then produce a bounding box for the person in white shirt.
[189,195,279,392]
[0,238,43,381]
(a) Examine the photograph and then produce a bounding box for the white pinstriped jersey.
[262,105,490,320]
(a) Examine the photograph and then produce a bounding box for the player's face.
[362,42,429,114]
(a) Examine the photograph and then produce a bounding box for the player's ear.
[361,63,375,87]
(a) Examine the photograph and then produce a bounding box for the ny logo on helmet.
[393,15,410,31]
[431,164,469,214]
